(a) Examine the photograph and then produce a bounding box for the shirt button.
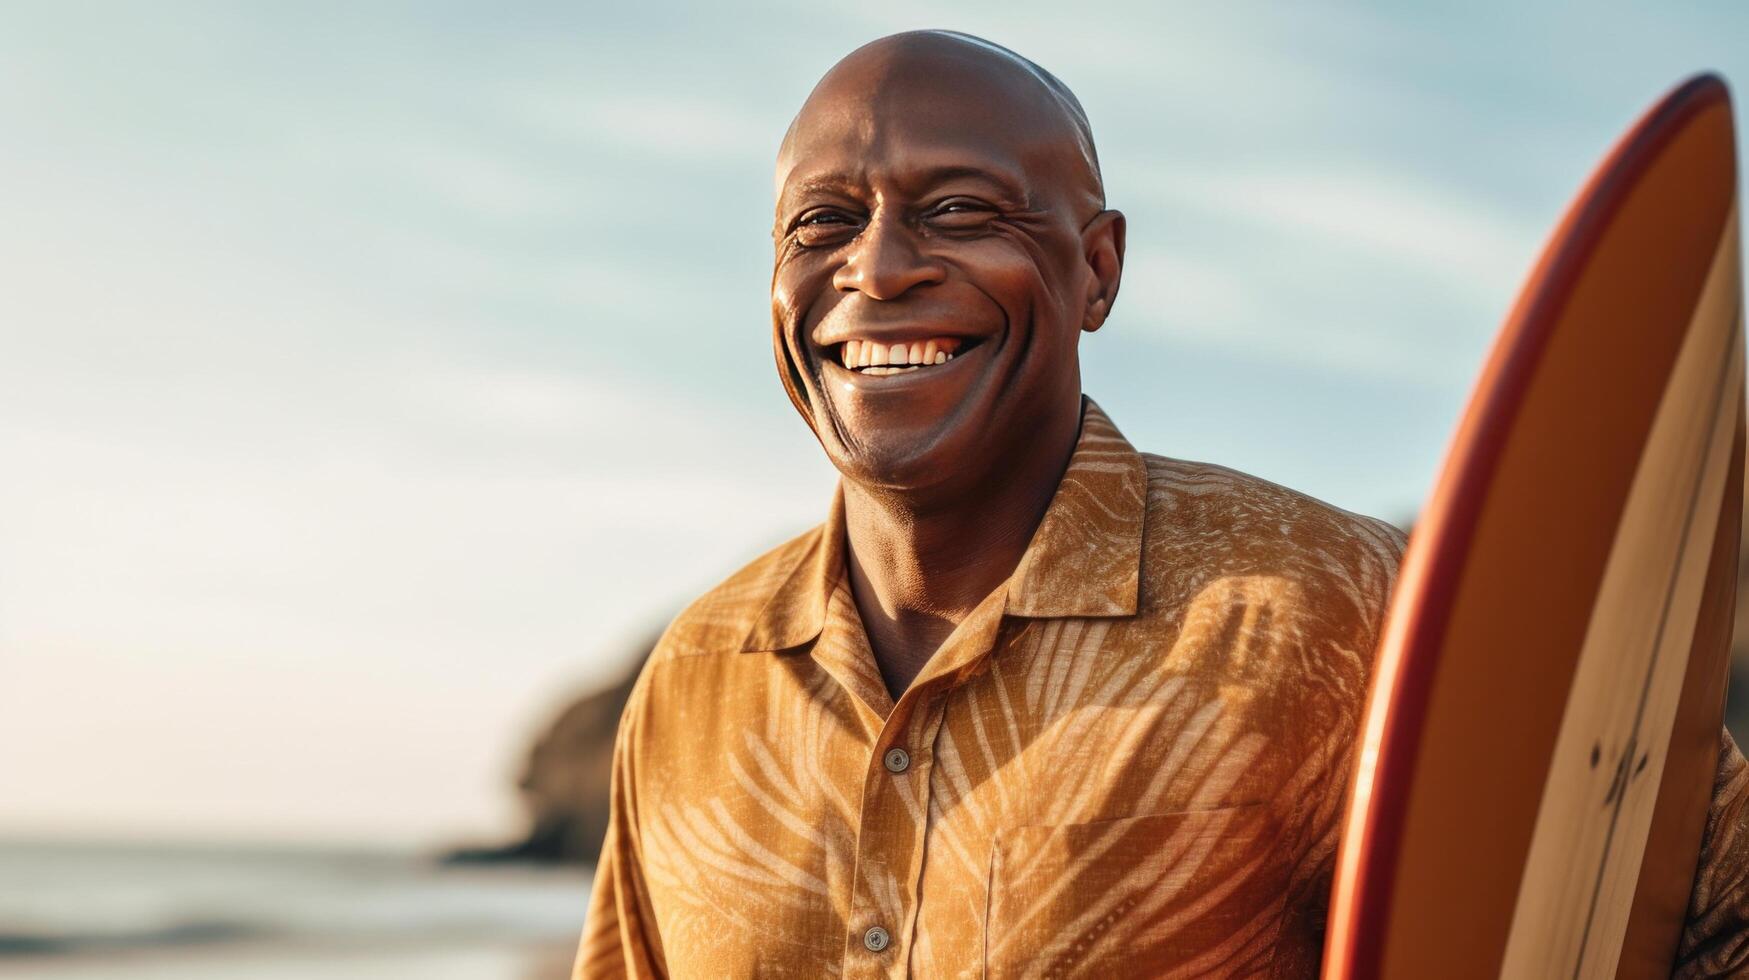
[883,747,910,774]
[863,925,891,952]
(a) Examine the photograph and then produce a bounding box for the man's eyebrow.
[780,174,861,204]
[779,165,1029,210]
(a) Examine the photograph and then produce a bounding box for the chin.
[823,416,987,495]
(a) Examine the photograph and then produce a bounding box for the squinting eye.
[927,201,994,228]
[794,209,861,245]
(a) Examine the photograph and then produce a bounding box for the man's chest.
[634,621,1338,978]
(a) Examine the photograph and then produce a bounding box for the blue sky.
[2,2,1745,846]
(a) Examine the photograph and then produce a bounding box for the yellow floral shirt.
[572,397,1749,978]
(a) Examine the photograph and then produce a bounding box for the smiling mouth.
[836,337,970,375]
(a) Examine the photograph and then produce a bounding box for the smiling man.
[571,30,1748,980]
[571,30,1403,979]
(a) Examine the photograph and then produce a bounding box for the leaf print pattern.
[572,398,1749,979]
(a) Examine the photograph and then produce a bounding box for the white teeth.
[838,337,966,373]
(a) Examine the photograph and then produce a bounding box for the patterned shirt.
[573,397,1749,978]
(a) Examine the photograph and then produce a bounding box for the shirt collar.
[740,396,1148,653]
[739,482,850,653]
[1003,397,1147,618]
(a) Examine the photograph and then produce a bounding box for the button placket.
[840,698,944,977]
[890,693,954,972]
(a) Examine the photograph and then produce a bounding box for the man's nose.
[832,214,946,300]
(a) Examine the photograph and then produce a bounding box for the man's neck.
[841,402,1084,700]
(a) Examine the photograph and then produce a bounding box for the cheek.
[770,268,806,328]
[958,242,1078,348]
[969,232,1068,303]
[772,262,837,339]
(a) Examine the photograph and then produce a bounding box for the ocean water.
[0,840,592,979]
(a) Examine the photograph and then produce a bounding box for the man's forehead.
[777,107,1035,202]
[774,32,1100,208]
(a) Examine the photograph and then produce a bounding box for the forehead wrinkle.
[778,125,1033,217]
[778,101,1073,218]
[776,31,1105,213]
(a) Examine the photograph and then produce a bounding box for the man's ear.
[1080,209,1126,332]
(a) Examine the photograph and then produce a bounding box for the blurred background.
[4,1,1749,977]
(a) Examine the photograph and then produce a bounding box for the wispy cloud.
[1168,166,1540,296]
[1112,163,1541,382]
[507,88,782,161]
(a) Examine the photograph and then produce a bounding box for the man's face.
[771,44,1115,496]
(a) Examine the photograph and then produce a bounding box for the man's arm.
[1675,727,1749,977]
[572,667,665,980]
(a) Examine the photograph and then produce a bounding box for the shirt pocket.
[983,803,1287,979]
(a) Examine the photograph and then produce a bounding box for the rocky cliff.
[446,633,653,865]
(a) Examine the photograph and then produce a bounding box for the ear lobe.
[1080,209,1126,333]
[1084,297,1109,332]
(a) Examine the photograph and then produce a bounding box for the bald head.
[768,30,1126,498]
[776,30,1104,214]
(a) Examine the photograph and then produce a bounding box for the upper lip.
[812,325,985,349]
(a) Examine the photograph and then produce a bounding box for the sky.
[2,1,1747,848]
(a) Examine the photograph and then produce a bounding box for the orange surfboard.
[1324,75,1743,978]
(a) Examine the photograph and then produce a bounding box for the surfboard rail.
[1324,73,1740,979]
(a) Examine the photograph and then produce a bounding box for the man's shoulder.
[650,523,824,662]
[1137,452,1409,597]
